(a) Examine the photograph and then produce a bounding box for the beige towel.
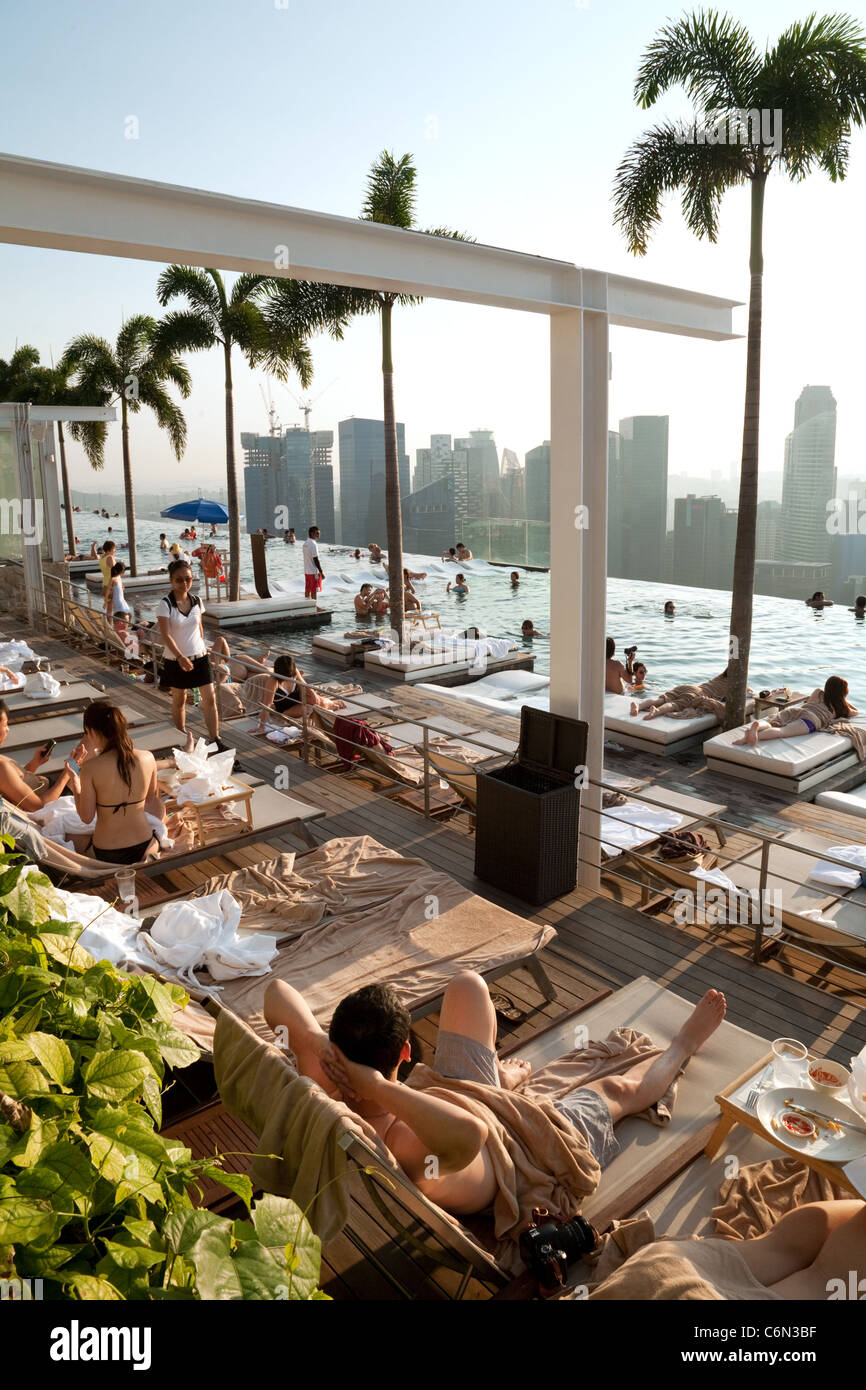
[588,1235,781,1300]
[213,1008,395,1242]
[712,1157,847,1240]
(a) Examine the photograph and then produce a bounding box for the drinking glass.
[115,869,136,904]
[772,1038,807,1087]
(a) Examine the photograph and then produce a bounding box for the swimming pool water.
[71,514,866,704]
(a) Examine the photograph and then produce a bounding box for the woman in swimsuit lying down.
[733,676,856,746]
[590,1198,866,1300]
[70,701,165,865]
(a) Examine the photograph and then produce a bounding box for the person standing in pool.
[522,620,547,640]
[447,574,470,596]
[511,571,520,588]
[664,600,675,616]
[850,595,866,617]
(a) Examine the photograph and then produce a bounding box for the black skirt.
[161,652,213,690]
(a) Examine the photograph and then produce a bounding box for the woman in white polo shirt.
[156,560,219,750]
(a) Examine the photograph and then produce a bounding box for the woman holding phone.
[0,699,87,812]
[156,560,219,751]
[69,702,164,865]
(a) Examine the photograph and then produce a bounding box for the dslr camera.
[519,1207,600,1297]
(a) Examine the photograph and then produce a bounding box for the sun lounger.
[3,704,152,753]
[621,849,783,955]
[3,678,107,720]
[605,693,720,757]
[427,749,478,812]
[704,715,866,794]
[598,787,727,863]
[816,780,866,819]
[364,646,531,685]
[212,972,767,1297]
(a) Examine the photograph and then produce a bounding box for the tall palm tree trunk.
[381,299,405,644]
[725,174,765,730]
[120,397,138,576]
[57,420,76,557]
[224,345,241,602]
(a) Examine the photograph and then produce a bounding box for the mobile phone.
[65,758,81,776]
[41,738,57,756]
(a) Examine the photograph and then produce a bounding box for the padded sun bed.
[704,714,866,794]
[37,719,187,775]
[154,836,557,1043]
[3,679,108,720]
[515,976,770,1232]
[816,780,866,818]
[604,693,719,757]
[364,647,529,684]
[3,704,152,752]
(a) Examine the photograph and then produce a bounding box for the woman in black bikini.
[71,702,165,865]
[256,654,346,731]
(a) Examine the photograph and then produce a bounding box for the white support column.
[549,287,609,892]
[13,403,44,626]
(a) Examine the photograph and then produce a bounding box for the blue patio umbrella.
[160,498,229,524]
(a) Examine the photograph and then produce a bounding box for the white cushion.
[312,635,359,654]
[704,716,866,778]
[481,670,550,694]
[816,783,866,818]
[604,692,718,745]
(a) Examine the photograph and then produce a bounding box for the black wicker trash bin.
[474,706,588,905]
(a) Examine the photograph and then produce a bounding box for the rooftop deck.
[4,619,866,1298]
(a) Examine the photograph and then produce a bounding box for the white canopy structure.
[0,151,740,885]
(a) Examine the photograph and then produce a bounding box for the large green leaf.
[13,1113,62,1168]
[125,975,185,1024]
[141,1073,162,1129]
[39,933,96,972]
[0,1059,50,1098]
[84,1049,151,1102]
[140,1019,200,1070]
[25,1031,75,1085]
[163,1208,225,1258]
[100,1237,166,1271]
[1,869,66,924]
[0,1196,60,1245]
[255,1193,322,1299]
[86,1107,173,1167]
[57,1270,124,1300]
[16,1140,96,1214]
[197,1164,253,1212]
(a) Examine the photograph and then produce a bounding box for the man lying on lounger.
[264,974,726,1218]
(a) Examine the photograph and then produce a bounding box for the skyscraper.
[337,418,409,546]
[606,431,623,576]
[524,442,550,522]
[614,416,669,582]
[672,494,737,590]
[780,385,837,564]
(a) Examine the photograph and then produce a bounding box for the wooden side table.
[705,1051,863,1195]
[167,776,254,847]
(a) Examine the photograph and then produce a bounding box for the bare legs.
[733,718,811,747]
[438,971,530,1090]
[170,682,219,750]
[582,989,727,1124]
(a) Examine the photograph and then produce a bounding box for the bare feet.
[733,721,760,747]
[643,709,659,721]
[629,701,638,717]
[184,730,195,754]
[674,989,726,1057]
[498,1058,532,1091]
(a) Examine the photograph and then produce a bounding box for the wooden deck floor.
[7,622,866,1298]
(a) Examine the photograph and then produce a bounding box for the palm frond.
[116,314,157,372]
[153,309,219,356]
[613,119,747,254]
[361,150,417,228]
[636,9,760,111]
[136,381,187,459]
[156,264,222,320]
[224,300,270,361]
[230,272,271,306]
[68,418,108,470]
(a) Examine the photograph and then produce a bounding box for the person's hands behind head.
[322,1044,385,1104]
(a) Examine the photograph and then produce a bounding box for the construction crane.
[282,378,338,431]
[259,382,281,436]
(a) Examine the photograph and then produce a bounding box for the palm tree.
[294,152,468,642]
[63,318,191,575]
[155,269,324,602]
[613,11,866,727]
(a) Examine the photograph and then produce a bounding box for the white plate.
[757,1087,866,1163]
[849,1075,866,1122]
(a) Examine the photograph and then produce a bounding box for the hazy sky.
[1,0,865,494]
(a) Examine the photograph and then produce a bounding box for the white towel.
[807,844,866,889]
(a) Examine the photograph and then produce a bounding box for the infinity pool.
[71,514,866,703]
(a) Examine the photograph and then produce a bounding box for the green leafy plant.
[0,842,327,1300]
